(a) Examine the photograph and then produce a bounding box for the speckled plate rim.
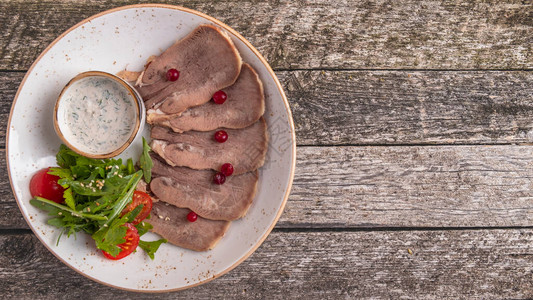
[6,3,296,292]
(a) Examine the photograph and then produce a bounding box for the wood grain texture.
[285,145,533,228]
[0,0,531,70]
[2,1,533,298]
[0,146,24,229]
[280,70,533,145]
[4,70,533,148]
[0,72,20,148]
[5,145,533,229]
[2,230,533,299]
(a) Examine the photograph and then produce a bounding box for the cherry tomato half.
[102,223,140,260]
[29,167,65,203]
[120,191,153,225]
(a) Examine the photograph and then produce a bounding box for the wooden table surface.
[2,1,533,299]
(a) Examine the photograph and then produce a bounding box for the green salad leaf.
[92,217,129,256]
[139,137,153,183]
[30,141,164,259]
[139,239,168,260]
[135,220,153,236]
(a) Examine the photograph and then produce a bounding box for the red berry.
[213,172,226,185]
[214,130,228,143]
[187,211,198,222]
[221,163,234,176]
[212,90,227,104]
[166,68,180,81]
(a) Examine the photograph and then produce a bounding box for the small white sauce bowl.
[53,71,145,159]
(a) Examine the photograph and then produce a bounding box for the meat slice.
[149,202,230,251]
[150,154,258,221]
[150,63,265,132]
[136,24,242,119]
[150,118,268,175]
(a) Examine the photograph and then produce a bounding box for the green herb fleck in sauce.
[58,76,137,155]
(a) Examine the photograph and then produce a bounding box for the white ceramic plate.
[6,4,295,292]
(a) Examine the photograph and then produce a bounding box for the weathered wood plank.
[280,70,533,145]
[4,70,533,148]
[0,72,21,148]
[0,147,24,229]
[285,145,533,228]
[0,0,531,70]
[5,145,533,229]
[2,230,533,298]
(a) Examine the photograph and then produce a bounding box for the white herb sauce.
[57,76,137,155]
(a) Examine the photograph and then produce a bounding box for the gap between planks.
[7,226,533,236]
[2,69,533,73]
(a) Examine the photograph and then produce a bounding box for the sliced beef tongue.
[150,63,265,132]
[149,201,231,252]
[150,118,268,175]
[136,24,242,119]
[150,154,258,221]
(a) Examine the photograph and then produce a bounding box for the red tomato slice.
[29,167,65,203]
[121,191,153,225]
[102,223,139,260]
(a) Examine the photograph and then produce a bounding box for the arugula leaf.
[92,217,128,256]
[30,197,108,221]
[70,165,92,180]
[47,217,68,228]
[63,174,133,197]
[135,221,153,236]
[139,137,153,183]
[47,167,73,183]
[100,171,142,227]
[82,194,113,214]
[32,143,164,259]
[56,144,77,168]
[63,187,76,210]
[30,198,63,216]
[92,204,143,256]
[126,158,135,175]
[122,205,143,224]
[106,164,121,179]
[138,239,167,260]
